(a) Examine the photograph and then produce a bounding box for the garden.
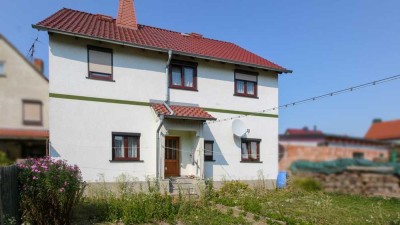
[3,158,400,225]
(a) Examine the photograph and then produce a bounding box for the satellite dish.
[232,119,247,137]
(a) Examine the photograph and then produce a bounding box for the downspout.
[156,50,173,180]
[166,50,173,104]
[156,115,165,180]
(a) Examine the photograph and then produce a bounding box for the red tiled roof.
[285,128,323,135]
[365,120,400,140]
[151,104,216,121]
[0,129,49,139]
[34,8,290,73]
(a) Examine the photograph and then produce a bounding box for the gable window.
[204,140,214,161]
[0,61,4,76]
[169,60,197,91]
[87,46,113,81]
[112,133,140,161]
[241,138,261,162]
[22,100,42,126]
[234,70,258,98]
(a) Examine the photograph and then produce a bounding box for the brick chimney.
[33,58,44,74]
[116,0,138,29]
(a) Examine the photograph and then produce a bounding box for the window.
[22,100,42,126]
[0,61,4,76]
[241,139,261,162]
[169,60,197,90]
[234,70,258,98]
[112,133,140,161]
[204,140,214,161]
[353,152,364,159]
[87,46,113,81]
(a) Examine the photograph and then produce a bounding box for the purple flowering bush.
[18,157,86,225]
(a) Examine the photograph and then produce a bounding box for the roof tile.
[35,8,289,72]
[365,120,400,140]
[151,104,215,120]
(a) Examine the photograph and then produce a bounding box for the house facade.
[0,34,49,161]
[279,128,391,170]
[34,0,290,183]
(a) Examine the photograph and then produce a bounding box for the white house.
[33,0,291,185]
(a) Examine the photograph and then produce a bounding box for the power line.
[205,74,400,124]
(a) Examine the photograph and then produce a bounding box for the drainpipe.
[166,50,173,104]
[156,50,173,180]
[156,115,165,180]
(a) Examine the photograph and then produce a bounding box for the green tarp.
[290,158,400,175]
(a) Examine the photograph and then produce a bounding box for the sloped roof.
[365,120,400,140]
[151,103,216,121]
[0,129,49,139]
[0,34,48,82]
[33,8,290,73]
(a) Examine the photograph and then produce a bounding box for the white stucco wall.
[49,34,280,182]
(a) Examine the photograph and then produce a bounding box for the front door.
[165,137,180,177]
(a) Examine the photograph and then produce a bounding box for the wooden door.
[165,137,180,177]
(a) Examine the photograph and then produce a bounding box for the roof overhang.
[32,24,293,74]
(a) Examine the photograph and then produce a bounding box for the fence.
[0,165,20,225]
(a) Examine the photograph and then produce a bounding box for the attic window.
[87,46,113,81]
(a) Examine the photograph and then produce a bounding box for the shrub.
[0,151,12,166]
[218,181,249,197]
[291,177,322,192]
[18,157,86,225]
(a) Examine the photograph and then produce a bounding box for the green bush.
[292,177,322,192]
[18,157,86,225]
[218,180,249,197]
[0,151,12,166]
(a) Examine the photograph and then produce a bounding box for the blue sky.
[1,0,399,136]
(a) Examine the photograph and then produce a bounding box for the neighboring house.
[365,119,400,162]
[33,0,291,183]
[365,119,400,143]
[279,127,391,171]
[0,34,49,161]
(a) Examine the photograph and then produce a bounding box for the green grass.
[73,178,400,225]
[215,180,400,225]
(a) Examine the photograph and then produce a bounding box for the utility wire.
[206,74,400,124]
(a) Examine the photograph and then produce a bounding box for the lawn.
[73,178,400,225]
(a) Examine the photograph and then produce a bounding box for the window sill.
[109,160,144,163]
[205,160,216,162]
[169,86,198,92]
[86,76,115,82]
[23,121,43,126]
[234,94,259,99]
[240,161,263,163]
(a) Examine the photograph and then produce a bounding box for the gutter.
[32,25,292,74]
